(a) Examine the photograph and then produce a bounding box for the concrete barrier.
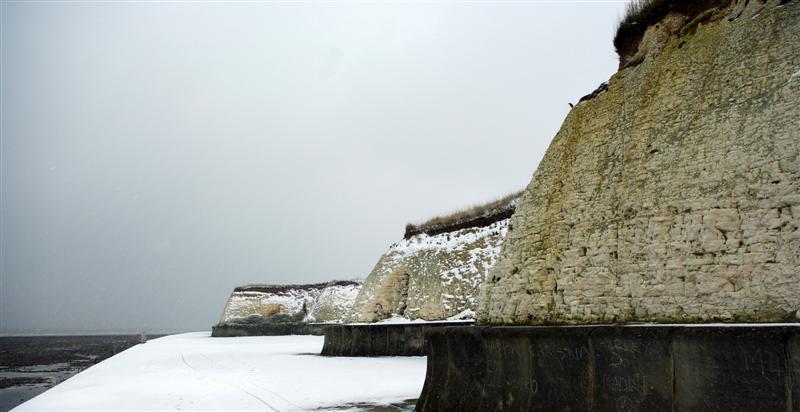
[211,323,324,337]
[416,325,800,412]
[320,322,474,356]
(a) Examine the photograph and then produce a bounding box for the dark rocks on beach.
[0,335,156,411]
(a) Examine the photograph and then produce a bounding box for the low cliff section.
[348,193,519,323]
[212,280,361,337]
[417,1,800,410]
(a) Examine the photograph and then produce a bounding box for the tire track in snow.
[180,349,280,411]
[201,351,310,412]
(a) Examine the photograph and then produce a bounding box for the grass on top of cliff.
[404,190,523,239]
[614,0,731,63]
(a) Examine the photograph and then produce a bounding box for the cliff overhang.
[612,0,797,69]
[615,0,730,67]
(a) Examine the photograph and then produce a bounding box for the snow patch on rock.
[218,281,362,325]
[349,219,509,322]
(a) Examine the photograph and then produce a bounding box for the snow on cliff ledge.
[349,219,509,323]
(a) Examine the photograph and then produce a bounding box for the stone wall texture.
[349,220,508,322]
[416,325,800,412]
[320,321,473,356]
[479,1,800,325]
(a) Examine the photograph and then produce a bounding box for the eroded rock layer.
[216,281,361,327]
[479,1,800,325]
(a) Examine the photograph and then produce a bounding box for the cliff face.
[307,283,362,322]
[349,218,509,322]
[217,281,361,326]
[479,0,800,325]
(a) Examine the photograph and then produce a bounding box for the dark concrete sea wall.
[321,322,474,356]
[416,325,800,412]
[211,323,324,337]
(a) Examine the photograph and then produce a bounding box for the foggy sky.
[1,1,627,334]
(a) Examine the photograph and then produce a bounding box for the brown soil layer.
[234,280,360,294]
[403,206,514,239]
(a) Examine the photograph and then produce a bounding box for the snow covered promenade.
[14,332,427,411]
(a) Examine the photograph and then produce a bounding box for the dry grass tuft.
[404,190,524,239]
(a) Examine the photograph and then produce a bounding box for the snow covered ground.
[13,332,426,411]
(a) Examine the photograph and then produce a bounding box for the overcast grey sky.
[1,1,627,334]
